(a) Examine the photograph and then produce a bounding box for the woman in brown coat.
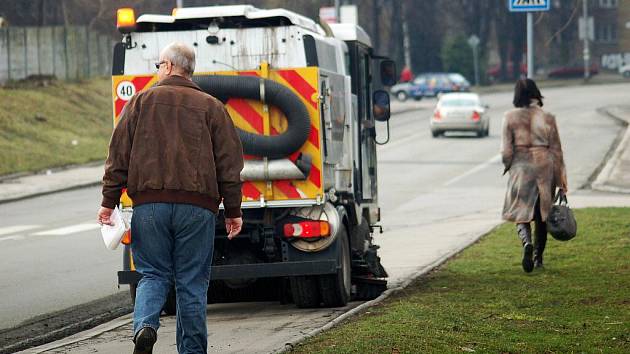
[501,79,568,273]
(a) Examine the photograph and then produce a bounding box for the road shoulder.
[592,105,630,193]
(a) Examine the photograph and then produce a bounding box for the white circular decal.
[116,81,136,101]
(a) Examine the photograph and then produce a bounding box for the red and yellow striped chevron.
[111,75,157,206]
[111,75,157,126]
[111,66,323,205]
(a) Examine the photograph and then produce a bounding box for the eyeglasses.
[154,61,167,70]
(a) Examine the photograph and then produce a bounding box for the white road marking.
[379,132,420,151]
[0,235,26,242]
[443,153,502,187]
[32,223,101,236]
[0,225,40,236]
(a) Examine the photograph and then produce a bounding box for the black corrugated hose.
[194,75,312,159]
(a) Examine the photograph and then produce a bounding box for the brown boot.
[534,220,547,269]
[517,223,534,273]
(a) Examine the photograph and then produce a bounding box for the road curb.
[0,161,104,204]
[591,106,630,194]
[0,181,102,205]
[278,221,502,353]
[17,315,133,354]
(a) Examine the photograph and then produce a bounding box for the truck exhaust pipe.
[241,158,311,181]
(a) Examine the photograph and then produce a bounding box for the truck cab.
[113,5,395,311]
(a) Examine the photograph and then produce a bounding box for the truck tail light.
[471,111,481,121]
[283,221,330,238]
[433,110,441,120]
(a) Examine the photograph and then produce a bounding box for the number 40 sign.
[116,81,137,101]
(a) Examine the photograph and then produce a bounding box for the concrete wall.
[0,26,113,84]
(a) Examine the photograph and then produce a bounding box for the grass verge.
[293,208,630,353]
[0,78,111,176]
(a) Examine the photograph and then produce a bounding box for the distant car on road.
[390,81,416,102]
[390,72,470,101]
[410,73,470,98]
[547,63,599,78]
[430,92,489,138]
[619,64,630,78]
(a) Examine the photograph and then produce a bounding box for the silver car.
[430,93,489,138]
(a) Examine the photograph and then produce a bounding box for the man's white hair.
[160,42,196,77]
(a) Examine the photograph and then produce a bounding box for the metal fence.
[0,26,113,84]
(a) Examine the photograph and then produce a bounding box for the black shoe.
[533,247,544,269]
[133,327,157,354]
[522,243,534,273]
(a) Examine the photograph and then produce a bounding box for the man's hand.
[225,217,243,240]
[97,207,114,226]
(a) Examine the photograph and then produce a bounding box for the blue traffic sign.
[509,0,550,12]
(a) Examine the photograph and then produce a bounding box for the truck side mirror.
[373,90,391,122]
[380,60,397,86]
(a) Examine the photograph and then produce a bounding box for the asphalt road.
[0,186,122,331]
[2,82,630,353]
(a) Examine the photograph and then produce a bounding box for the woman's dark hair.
[513,78,544,108]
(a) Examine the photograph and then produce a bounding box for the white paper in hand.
[100,206,129,250]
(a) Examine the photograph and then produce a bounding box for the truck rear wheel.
[290,276,320,308]
[318,227,351,307]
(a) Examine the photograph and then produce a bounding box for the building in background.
[592,0,623,71]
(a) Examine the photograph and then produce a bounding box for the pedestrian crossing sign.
[509,0,550,12]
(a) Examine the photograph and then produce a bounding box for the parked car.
[430,92,489,138]
[390,72,470,101]
[619,64,630,78]
[410,73,471,98]
[547,63,599,78]
[390,81,416,101]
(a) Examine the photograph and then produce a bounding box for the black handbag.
[548,193,577,241]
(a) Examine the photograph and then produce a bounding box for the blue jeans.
[131,203,215,354]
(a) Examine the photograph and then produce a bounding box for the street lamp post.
[402,1,412,70]
[509,0,550,79]
[583,0,591,81]
[468,35,480,86]
[527,12,534,78]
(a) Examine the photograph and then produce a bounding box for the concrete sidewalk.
[0,163,104,203]
[592,105,630,193]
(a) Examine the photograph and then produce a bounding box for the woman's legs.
[533,199,547,268]
[516,222,534,273]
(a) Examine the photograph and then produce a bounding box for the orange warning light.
[117,8,136,33]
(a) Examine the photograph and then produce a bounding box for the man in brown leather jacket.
[97,42,244,354]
